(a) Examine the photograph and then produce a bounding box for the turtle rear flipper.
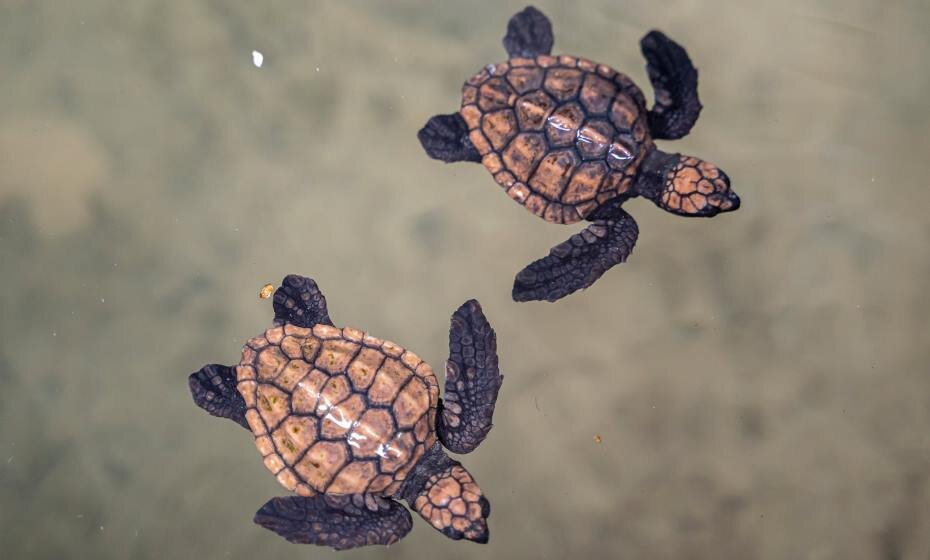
[418,113,482,163]
[503,6,554,58]
[254,495,412,550]
[188,364,249,429]
[640,30,702,140]
[512,208,639,302]
[438,300,503,454]
[272,274,333,328]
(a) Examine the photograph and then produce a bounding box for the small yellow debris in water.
[259,283,274,299]
[594,434,602,444]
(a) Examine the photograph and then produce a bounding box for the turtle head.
[635,150,740,217]
[401,444,490,543]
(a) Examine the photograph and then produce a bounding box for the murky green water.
[2,1,929,559]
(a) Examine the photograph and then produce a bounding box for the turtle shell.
[459,55,655,224]
[236,323,440,498]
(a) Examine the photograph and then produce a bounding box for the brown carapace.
[238,323,439,498]
[460,55,654,225]
[419,6,741,302]
[189,275,502,550]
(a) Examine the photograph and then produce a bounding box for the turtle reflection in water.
[419,6,741,302]
[189,275,503,549]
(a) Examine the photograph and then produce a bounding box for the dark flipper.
[418,113,481,163]
[512,207,639,302]
[438,300,503,454]
[272,274,333,328]
[640,30,702,140]
[188,364,249,429]
[254,495,413,550]
[502,6,554,58]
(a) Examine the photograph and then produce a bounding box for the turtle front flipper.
[418,113,482,163]
[438,300,503,454]
[640,30,702,140]
[502,6,554,58]
[512,207,639,302]
[188,364,249,429]
[254,494,413,550]
[272,274,333,327]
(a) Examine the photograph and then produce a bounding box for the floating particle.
[252,50,264,68]
[259,283,274,299]
[593,434,602,444]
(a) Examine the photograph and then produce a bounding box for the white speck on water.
[7,456,12,463]
[99,525,104,532]
[52,332,56,337]
[315,66,320,72]
[77,514,84,519]
[100,298,105,303]
[251,50,264,68]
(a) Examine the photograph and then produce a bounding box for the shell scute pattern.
[505,65,544,93]
[461,55,654,224]
[237,328,438,497]
[514,90,555,131]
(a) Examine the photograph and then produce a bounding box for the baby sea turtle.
[188,275,502,549]
[419,6,741,302]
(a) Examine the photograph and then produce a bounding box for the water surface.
[2,1,929,558]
